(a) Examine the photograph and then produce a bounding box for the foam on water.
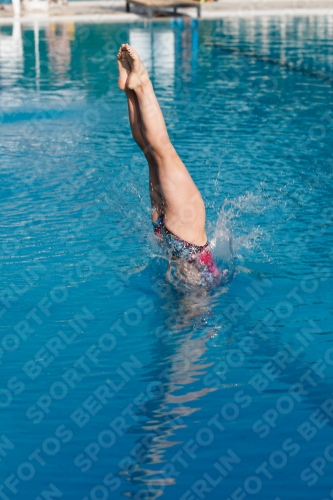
[210,190,276,272]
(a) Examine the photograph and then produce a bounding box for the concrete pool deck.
[0,0,332,23]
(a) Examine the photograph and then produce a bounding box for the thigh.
[155,148,207,246]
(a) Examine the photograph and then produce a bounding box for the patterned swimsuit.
[153,216,221,284]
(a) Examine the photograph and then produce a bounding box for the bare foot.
[117,44,131,91]
[123,44,150,90]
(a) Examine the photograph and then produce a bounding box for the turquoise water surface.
[0,16,333,500]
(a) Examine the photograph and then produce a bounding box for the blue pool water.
[0,16,333,500]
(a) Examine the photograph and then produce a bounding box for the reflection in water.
[46,22,75,76]
[120,279,228,499]
[128,21,198,91]
[0,21,74,93]
[182,18,198,82]
[129,29,175,90]
[204,16,333,78]
[1,16,332,92]
[34,21,40,91]
[0,21,23,84]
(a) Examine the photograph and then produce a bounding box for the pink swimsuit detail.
[153,216,221,284]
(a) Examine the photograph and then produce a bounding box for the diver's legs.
[118,46,164,221]
[125,89,164,221]
[123,44,207,247]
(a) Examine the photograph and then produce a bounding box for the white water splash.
[210,192,273,267]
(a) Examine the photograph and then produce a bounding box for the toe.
[126,44,136,54]
[127,47,135,58]
[129,47,139,59]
